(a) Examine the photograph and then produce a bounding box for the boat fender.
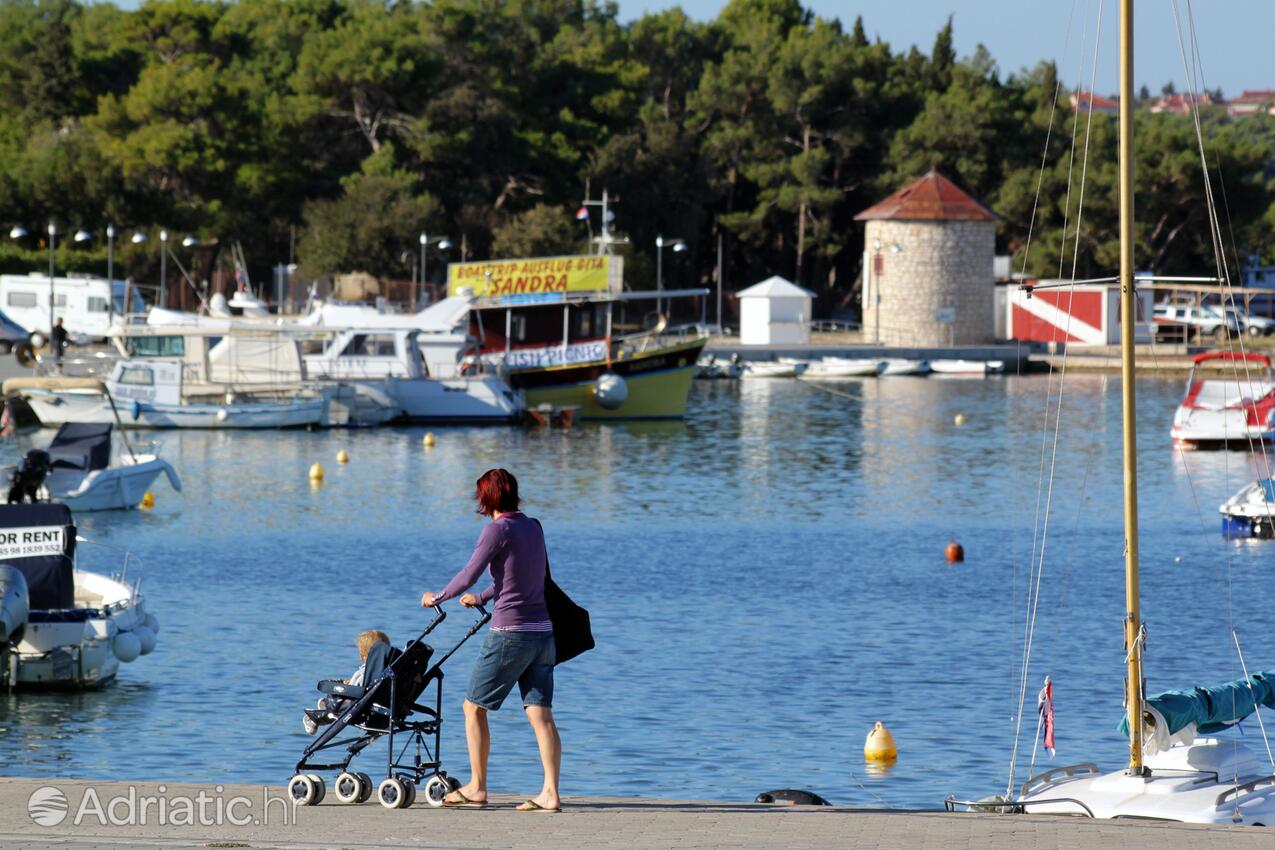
[133,626,156,655]
[594,373,628,410]
[131,400,141,422]
[754,789,831,806]
[113,631,141,662]
[864,721,898,761]
[143,613,159,635]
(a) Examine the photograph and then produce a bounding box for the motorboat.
[1170,352,1275,449]
[696,354,743,380]
[930,359,1005,375]
[805,358,885,378]
[0,503,157,690]
[4,423,180,512]
[301,328,521,423]
[741,361,807,378]
[1220,479,1275,538]
[879,359,931,376]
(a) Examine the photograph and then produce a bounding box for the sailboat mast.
[1118,0,1145,775]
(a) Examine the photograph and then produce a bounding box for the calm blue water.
[1,373,1273,809]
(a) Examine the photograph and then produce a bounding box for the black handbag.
[534,519,594,665]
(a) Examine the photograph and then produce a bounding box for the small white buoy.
[336,449,349,464]
[309,463,324,481]
[423,432,436,448]
[216,408,229,423]
[954,413,968,426]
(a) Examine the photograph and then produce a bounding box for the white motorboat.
[1219,479,1275,538]
[930,359,1005,375]
[805,358,885,378]
[879,359,931,376]
[5,423,180,512]
[1170,352,1275,448]
[301,329,521,423]
[741,361,807,378]
[0,503,157,689]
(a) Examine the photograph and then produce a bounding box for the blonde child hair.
[357,629,390,661]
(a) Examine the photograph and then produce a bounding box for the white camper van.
[0,273,144,342]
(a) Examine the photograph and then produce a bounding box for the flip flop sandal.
[516,800,561,813]
[442,790,488,808]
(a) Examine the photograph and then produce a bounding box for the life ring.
[13,341,35,368]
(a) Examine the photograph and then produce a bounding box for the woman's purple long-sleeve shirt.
[435,512,550,630]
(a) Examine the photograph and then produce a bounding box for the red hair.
[475,468,520,516]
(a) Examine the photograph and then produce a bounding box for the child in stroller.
[302,630,390,735]
[288,603,491,809]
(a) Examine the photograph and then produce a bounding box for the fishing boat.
[930,359,1005,376]
[741,361,806,378]
[4,423,180,512]
[1220,479,1275,539]
[879,359,931,376]
[948,0,1275,825]
[0,503,157,689]
[1170,352,1275,449]
[806,358,886,378]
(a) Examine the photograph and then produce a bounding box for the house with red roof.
[1227,90,1275,118]
[1070,90,1119,116]
[1151,92,1214,115]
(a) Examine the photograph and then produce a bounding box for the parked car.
[1153,303,1242,341]
[1200,304,1275,337]
[0,307,28,354]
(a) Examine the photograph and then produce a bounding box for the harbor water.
[1,373,1273,809]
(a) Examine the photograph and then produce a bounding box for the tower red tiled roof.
[854,170,996,222]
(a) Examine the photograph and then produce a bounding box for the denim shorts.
[466,630,555,710]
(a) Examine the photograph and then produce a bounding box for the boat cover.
[47,423,111,471]
[1119,671,1275,738]
[1263,480,1275,502]
[0,503,75,609]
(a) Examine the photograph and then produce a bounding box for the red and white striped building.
[1004,281,1153,345]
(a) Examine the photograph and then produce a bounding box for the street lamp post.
[655,235,688,316]
[159,229,169,309]
[47,223,56,332]
[106,225,115,327]
[418,232,452,308]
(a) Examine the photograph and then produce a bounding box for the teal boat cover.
[1119,671,1275,737]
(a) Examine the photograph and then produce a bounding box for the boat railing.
[1019,763,1101,797]
[1216,774,1275,807]
[941,794,1095,818]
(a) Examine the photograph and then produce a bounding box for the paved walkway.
[2,778,1275,850]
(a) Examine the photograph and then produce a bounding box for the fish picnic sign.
[448,255,621,298]
[0,526,66,559]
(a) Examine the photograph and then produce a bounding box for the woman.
[420,468,561,812]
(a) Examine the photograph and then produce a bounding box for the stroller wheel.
[334,772,364,804]
[402,781,417,809]
[423,774,450,807]
[307,774,327,804]
[377,777,409,810]
[288,774,320,806]
[356,772,374,804]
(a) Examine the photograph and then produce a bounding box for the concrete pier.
[3,778,1275,850]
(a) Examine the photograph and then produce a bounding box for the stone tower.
[854,170,996,346]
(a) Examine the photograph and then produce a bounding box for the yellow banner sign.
[447,255,618,298]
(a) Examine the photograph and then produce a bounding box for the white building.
[737,276,815,345]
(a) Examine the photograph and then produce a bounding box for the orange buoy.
[945,540,964,563]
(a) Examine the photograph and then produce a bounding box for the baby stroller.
[288,604,490,809]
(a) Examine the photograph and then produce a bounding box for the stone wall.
[860,219,995,346]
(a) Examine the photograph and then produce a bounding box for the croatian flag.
[575,206,589,221]
[1037,678,1055,759]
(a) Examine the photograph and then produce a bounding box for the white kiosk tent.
[737,276,815,345]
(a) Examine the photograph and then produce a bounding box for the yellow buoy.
[309,463,324,481]
[423,432,436,448]
[336,449,349,464]
[954,413,968,426]
[139,491,155,510]
[864,721,897,762]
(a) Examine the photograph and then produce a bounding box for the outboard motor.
[0,564,28,648]
[7,449,51,504]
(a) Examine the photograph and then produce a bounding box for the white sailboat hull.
[389,376,520,422]
[742,362,807,378]
[1016,740,1275,825]
[25,390,325,429]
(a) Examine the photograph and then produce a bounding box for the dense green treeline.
[1,0,1273,312]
